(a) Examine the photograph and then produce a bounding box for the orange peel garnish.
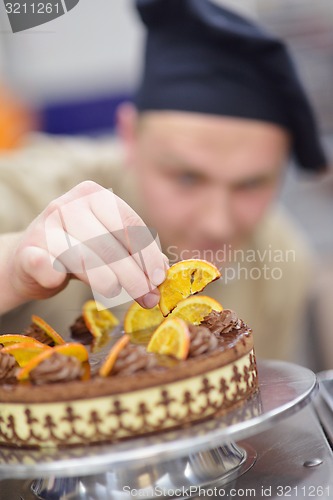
[158,259,221,316]
[0,334,46,348]
[99,335,130,377]
[124,302,164,335]
[31,315,66,345]
[1,341,52,367]
[170,295,223,324]
[17,343,89,381]
[147,317,190,360]
[83,300,119,339]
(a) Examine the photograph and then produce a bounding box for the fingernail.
[162,253,170,267]
[152,268,166,286]
[142,292,159,309]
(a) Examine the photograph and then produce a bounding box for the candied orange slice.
[54,343,89,362]
[124,302,164,334]
[31,315,66,345]
[158,259,221,316]
[1,342,51,367]
[83,300,119,339]
[0,334,46,348]
[99,335,130,377]
[17,343,89,381]
[147,317,190,360]
[170,295,223,324]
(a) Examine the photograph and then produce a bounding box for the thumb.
[20,246,68,290]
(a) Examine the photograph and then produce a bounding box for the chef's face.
[119,108,290,265]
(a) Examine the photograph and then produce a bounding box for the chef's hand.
[1,181,168,314]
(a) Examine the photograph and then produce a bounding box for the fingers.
[162,253,169,268]
[89,188,167,285]
[44,209,126,298]
[40,181,168,305]
[20,246,67,290]
[137,288,160,309]
[80,261,123,299]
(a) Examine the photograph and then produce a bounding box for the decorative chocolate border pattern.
[0,351,257,448]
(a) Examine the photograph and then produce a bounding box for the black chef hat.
[134,0,328,173]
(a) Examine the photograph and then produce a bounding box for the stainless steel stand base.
[29,442,257,499]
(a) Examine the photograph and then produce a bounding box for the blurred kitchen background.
[0,0,332,368]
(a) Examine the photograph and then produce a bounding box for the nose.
[198,188,235,242]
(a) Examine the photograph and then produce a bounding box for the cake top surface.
[0,307,253,402]
[0,260,253,402]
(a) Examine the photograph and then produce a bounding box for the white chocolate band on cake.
[0,309,258,448]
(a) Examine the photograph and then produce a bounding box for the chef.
[0,0,328,364]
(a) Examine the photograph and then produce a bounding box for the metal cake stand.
[0,360,318,499]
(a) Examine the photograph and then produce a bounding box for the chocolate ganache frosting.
[188,325,218,357]
[0,350,18,382]
[201,309,243,336]
[24,324,55,346]
[29,352,84,385]
[70,315,92,344]
[111,343,158,376]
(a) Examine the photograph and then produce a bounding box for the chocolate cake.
[0,309,258,448]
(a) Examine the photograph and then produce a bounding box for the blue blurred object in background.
[42,92,133,135]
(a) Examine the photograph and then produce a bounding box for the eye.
[176,172,202,187]
[234,177,269,192]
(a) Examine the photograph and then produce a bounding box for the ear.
[116,102,139,167]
